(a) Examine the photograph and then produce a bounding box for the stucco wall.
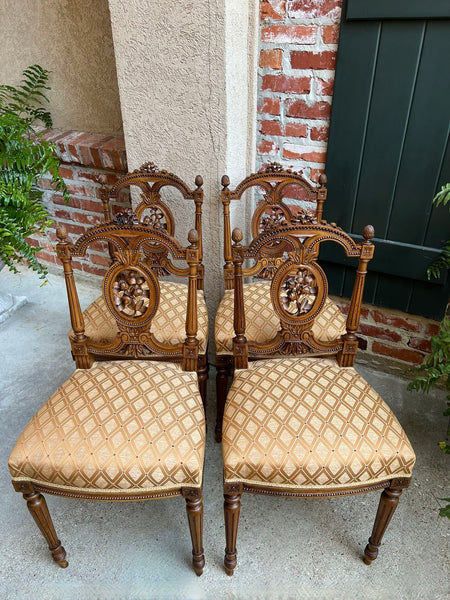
[0,0,122,135]
[108,0,259,350]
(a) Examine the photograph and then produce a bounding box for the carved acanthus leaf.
[113,248,142,266]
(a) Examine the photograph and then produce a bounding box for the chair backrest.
[100,161,204,289]
[221,162,327,288]
[56,211,200,372]
[231,222,375,369]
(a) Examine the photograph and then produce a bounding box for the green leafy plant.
[408,187,450,518]
[427,183,450,281]
[0,65,69,280]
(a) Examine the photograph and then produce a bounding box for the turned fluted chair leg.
[224,490,241,576]
[183,490,205,576]
[215,364,228,442]
[364,486,403,565]
[24,491,68,568]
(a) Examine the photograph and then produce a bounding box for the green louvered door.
[323,0,450,319]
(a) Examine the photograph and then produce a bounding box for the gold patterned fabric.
[215,281,346,355]
[74,282,208,354]
[9,361,205,495]
[223,358,415,492]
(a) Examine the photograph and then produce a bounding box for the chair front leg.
[223,483,242,576]
[23,490,68,568]
[182,488,205,576]
[364,485,403,565]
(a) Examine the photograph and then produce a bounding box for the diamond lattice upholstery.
[215,281,346,355]
[75,282,208,354]
[223,357,415,492]
[9,361,205,495]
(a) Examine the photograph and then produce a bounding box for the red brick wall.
[332,296,440,368]
[258,0,342,186]
[31,129,130,277]
[257,1,442,366]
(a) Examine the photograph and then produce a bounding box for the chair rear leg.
[215,362,228,442]
[224,488,241,576]
[183,489,205,576]
[197,356,208,409]
[364,486,402,565]
[23,491,68,568]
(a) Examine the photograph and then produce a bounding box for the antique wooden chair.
[8,217,206,575]
[221,224,415,575]
[75,161,208,402]
[215,163,347,440]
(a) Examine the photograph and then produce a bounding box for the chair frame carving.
[221,162,327,290]
[71,162,209,401]
[11,219,206,575]
[222,223,413,574]
[57,220,201,373]
[100,162,204,288]
[230,222,375,369]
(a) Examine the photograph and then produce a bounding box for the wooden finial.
[56,225,68,241]
[232,228,243,244]
[188,229,199,246]
[195,175,203,189]
[221,175,230,189]
[363,225,375,241]
[319,173,327,186]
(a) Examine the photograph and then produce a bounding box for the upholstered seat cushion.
[223,357,415,492]
[9,361,205,496]
[215,281,346,355]
[74,281,208,354]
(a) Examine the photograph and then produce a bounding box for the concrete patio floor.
[0,266,449,600]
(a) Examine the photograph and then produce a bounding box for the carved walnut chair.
[76,161,208,402]
[221,224,415,575]
[8,219,206,575]
[215,163,347,441]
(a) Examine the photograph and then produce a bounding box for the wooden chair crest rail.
[221,223,415,575]
[78,162,208,401]
[215,163,346,441]
[8,219,206,575]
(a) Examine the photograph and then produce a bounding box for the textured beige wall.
[0,0,122,134]
[108,0,258,351]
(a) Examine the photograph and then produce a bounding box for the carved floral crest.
[260,208,287,231]
[141,206,167,230]
[114,208,139,226]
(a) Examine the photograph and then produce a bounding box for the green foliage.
[409,209,450,518]
[427,184,450,280]
[438,500,450,519]
[0,65,69,280]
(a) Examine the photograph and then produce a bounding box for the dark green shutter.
[323,0,450,319]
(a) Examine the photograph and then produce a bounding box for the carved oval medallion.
[271,260,327,325]
[104,262,159,327]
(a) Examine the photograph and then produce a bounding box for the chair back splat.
[56,216,200,372]
[222,162,327,289]
[100,161,204,289]
[231,222,375,369]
